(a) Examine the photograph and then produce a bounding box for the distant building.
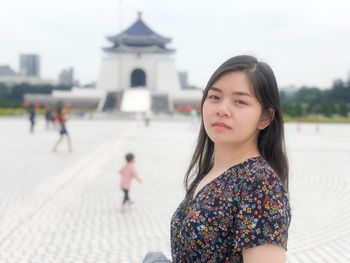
[179,71,188,90]
[59,67,74,86]
[0,56,57,86]
[0,65,16,76]
[24,87,104,109]
[20,54,40,77]
[22,13,203,112]
[0,75,57,86]
[83,82,96,88]
[97,12,202,112]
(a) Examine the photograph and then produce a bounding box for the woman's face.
[202,71,268,146]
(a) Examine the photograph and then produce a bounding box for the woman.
[170,55,291,262]
[52,106,72,152]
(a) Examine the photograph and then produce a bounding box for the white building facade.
[98,53,181,95]
[97,13,188,112]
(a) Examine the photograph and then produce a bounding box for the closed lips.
[212,122,231,129]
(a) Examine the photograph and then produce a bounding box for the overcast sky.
[1,0,350,89]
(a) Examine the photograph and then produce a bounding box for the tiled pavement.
[286,123,350,262]
[0,117,349,262]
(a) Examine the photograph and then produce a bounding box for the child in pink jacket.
[119,153,142,211]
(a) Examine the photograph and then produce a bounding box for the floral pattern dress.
[170,156,291,263]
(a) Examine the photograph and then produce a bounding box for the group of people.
[28,105,72,152]
[123,55,291,263]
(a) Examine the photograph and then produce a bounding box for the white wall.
[156,60,182,94]
[118,53,153,89]
[96,54,120,91]
[97,52,181,93]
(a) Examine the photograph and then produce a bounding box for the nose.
[216,100,231,117]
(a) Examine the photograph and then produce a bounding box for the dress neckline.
[191,155,263,202]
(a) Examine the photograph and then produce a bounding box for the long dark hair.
[184,55,289,198]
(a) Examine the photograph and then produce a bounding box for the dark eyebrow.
[209,86,253,97]
[209,87,222,92]
[232,91,253,97]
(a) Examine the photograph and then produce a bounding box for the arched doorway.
[131,69,146,87]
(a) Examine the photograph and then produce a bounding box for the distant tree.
[294,87,323,114]
[320,102,335,117]
[0,84,10,99]
[280,80,350,117]
[0,83,71,108]
[338,101,348,117]
[6,83,71,100]
[329,79,350,102]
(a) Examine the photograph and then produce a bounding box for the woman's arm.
[243,244,286,263]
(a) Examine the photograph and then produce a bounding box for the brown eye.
[234,100,247,105]
[207,95,220,101]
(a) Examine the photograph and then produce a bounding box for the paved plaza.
[0,117,349,262]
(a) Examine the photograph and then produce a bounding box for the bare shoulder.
[243,244,286,263]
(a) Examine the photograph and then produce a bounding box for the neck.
[212,142,260,171]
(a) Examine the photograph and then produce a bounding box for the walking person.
[52,106,72,152]
[170,55,291,263]
[28,106,36,134]
[45,108,53,130]
[119,153,142,212]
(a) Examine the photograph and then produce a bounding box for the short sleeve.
[234,170,291,252]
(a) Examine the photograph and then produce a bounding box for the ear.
[258,108,275,130]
